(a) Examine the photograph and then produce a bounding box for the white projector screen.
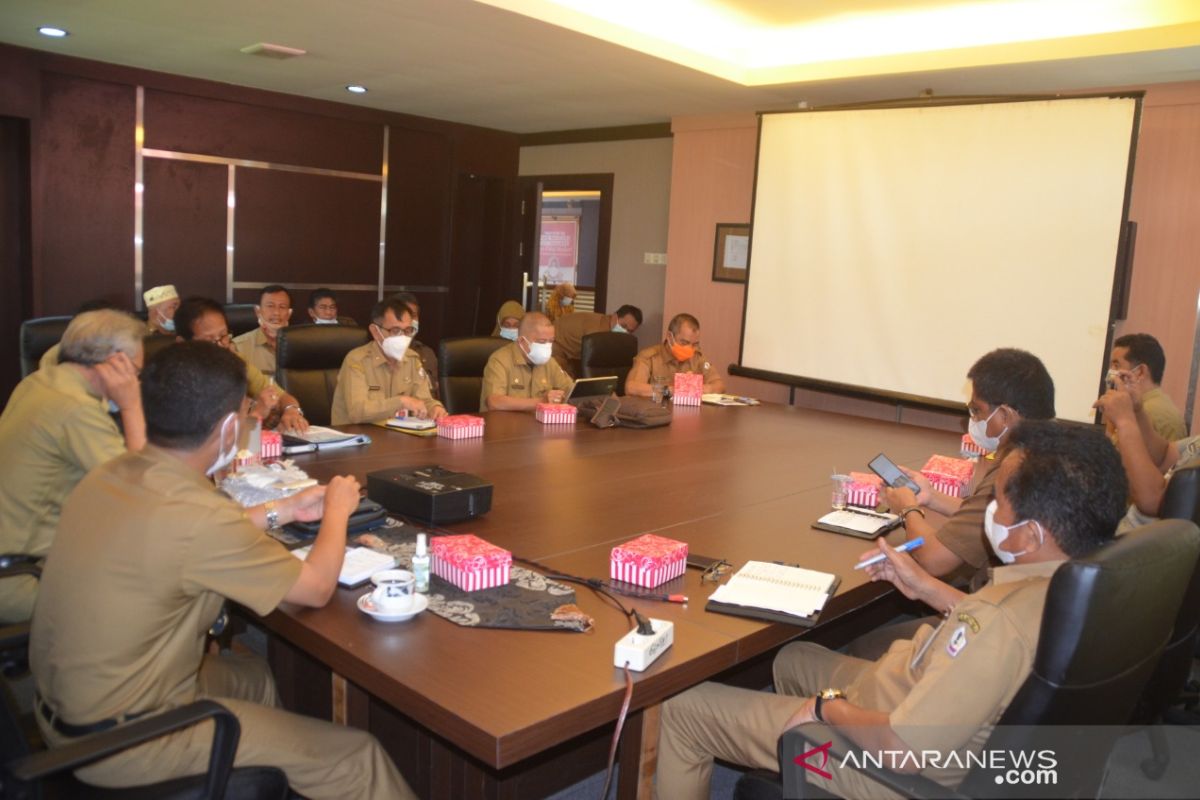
[741,96,1139,422]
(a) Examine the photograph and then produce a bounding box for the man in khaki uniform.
[626,312,725,397]
[175,296,309,433]
[331,297,446,425]
[1103,333,1186,442]
[391,291,440,399]
[0,310,146,623]
[30,342,415,799]
[552,304,643,377]
[482,311,575,411]
[656,422,1127,800]
[233,284,292,377]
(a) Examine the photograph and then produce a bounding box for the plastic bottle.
[412,533,430,593]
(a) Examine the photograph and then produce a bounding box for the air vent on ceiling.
[239,42,307,59]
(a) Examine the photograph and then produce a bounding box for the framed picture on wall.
[712,223,750,283]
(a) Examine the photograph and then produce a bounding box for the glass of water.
[831,474,851,510]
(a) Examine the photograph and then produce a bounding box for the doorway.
[515,174,613,316]
[0,117,32,401]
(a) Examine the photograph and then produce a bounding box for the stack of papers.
[292,545,396,587]
[701,394,759,406]
[282,426,371,453]
[708,561,837,620]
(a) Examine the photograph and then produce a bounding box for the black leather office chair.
[768,519,1200,799]
[438,336,507,415]
[580,331,638,396]
[224,304,260,338]
[18,316,71,377]
[142,333,175,363]
[275,324,370,427]
[1131,464,1200,779]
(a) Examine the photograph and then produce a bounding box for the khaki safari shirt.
[552,312,610,376]
[936,457,1001,589]
[1107,386,1187,447]
[628,343,721,391]
[411,340,440,400]
[330,342,443,426]
[30,445,301,730]
[845,560,1060,790]
[481,343,574,408]
[0,365,126,622]
[233,327,278,378]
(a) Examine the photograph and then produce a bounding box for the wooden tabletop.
[257,403,963,768]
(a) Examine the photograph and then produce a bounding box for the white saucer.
[357,592,429,622]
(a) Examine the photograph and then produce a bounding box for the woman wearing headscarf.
[492,300,526,340]
[546,282,577,323]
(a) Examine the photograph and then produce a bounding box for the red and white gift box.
[921,454,975,498]
[260,430,282,460]
[437,414,485,440]
[610,534,688,588]
[846,471,882,507]
[960,433,987,457]
[673,372,703,406]
[535,403,577,424]
[430,534,512,592]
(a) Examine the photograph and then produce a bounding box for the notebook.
[705,561,840,627]
[812,508,902,539]
[291,545,396,588]
[282,425,372,453]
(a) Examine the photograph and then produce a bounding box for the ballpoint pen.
[853,537,924,570]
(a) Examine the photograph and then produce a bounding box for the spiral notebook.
[705,561,840,627]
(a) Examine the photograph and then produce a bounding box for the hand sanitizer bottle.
[412,534,430,593]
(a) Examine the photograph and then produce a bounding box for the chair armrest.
[0,556,41,581]
[6,700,240,799]
[780,723,965,800]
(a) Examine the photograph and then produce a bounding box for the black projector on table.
[366,465,493,525]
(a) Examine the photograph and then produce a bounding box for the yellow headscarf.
[492,300,526,336]
[546,283,577,323]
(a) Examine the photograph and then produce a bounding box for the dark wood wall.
[0,43,520,395]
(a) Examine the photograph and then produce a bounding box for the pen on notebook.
[853,537,924,570]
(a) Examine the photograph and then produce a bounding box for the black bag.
[581,395,672,429]
[284,498,389,537]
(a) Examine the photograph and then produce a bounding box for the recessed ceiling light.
[38,26,69,38]
[345,85,368,94]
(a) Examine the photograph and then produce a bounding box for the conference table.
[249,402,965,799]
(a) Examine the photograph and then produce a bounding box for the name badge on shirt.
[368,385,382,392]
[946,624,969,658]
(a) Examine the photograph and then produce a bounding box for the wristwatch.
[283,403,304,417]
[814,688,846,722]
[264,500,280,530]
[900,505,926,524]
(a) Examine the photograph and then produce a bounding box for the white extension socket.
[614,618,674,672]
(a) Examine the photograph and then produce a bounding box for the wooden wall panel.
[234,169,381,285]
[37,73,135,313]
[385,127,453,287]
[142,158,227,301]
[144,89,383,175]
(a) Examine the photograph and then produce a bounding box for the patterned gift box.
[921,454,975,498]
[261,430,282,460]
[535,403,577,424]
[673,372,703,406]
[960,433,987,457]
[437,414,485,440]
[846,471,882,508]
[610,533,688,588]
[430,534,511,592]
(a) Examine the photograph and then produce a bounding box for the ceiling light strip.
[133,86,145,309]
[142,149,383,183]
[378,126,389,300]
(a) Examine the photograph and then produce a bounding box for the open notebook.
[705,561,840,627]
[282,425,372,453]
[292,545,396,587]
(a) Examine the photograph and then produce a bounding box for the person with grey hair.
[481,311,574,411]
[0,309,146,623]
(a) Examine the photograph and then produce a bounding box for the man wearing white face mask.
[656,421,1127,800]
[233,284,292,378]
[330,298,445,425]
[482,311,575,411]
[30,342,416,798]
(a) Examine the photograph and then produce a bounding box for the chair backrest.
[142,334,175,364]
[959,519,1200,797]
[438,336,507,415]
[1130,464,1200,724]
[580,331,638,395]
[275,324,371,426]
[224,304,260,338]
[19,316,71,377]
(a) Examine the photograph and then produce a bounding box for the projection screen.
[740,96,1140,422]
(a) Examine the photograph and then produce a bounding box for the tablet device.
[567,375,618,405]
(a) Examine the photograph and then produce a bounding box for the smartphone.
[868,453,922,495]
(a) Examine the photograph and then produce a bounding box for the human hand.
[882,484,918,514]
[431,406,448,421]
[782,697,818,733]
[279,406,309,433]
[400,396,428,418]
[94,352,141,410]
[254,385,280,418]
[286,485,328,523]
[898,467,933,503]
[323,475,362,521]
[1094,387,1136,426]
[546,389,566,404]
[863,539,933,602]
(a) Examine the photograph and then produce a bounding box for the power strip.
[613,618,674,672]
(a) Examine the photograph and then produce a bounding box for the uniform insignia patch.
[704,362,711,370]
[956,612,980,633]
[947,624,968,657]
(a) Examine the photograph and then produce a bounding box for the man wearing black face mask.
[30,342,416,799]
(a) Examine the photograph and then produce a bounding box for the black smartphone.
[868,453,922,495]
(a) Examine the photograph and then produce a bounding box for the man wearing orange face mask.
[626,313,725,398]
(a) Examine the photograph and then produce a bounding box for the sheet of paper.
[708,560,836,619]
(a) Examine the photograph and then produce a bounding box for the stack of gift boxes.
[261,430,282,460]
[437,414,485,440]
[846,472,882,508]
[535,403,577,424]
[610,533,688,588]
[430,534,511,592]
[673,373,703,406]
